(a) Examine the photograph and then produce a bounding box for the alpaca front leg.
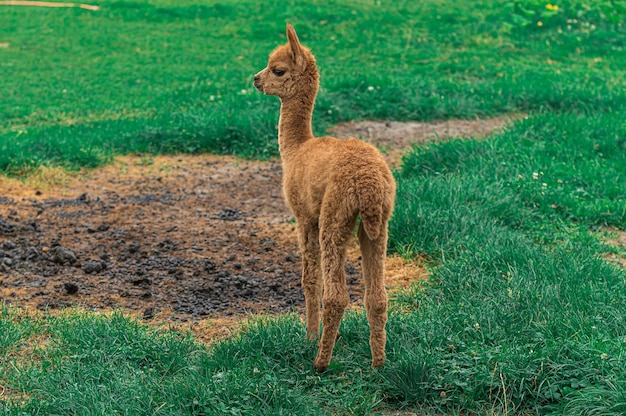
[298,222,322,340]
[302,271,322,340]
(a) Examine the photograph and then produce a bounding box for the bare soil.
[329,115,519,165]
[606,229,626,268]
[0,117,512,339]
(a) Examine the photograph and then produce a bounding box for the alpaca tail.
[357,182,386,241]
[360,206,383,241]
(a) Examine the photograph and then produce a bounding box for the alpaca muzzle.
[253,74,263,92]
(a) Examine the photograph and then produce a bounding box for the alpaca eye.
[272,69,285,76]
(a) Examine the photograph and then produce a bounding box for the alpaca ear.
[286,24,304,67]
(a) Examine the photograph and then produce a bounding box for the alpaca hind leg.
[297,221,323,340]
[358,221,389,368]
[313,214,355,372]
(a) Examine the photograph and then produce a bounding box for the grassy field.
[2,0,626,414]
[1,0,625,172]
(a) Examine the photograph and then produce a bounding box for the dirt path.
[329,116,517,165]
[0,117,514,339]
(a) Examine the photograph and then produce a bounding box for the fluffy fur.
[254,24,396,371]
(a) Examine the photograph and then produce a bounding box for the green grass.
[0,310,382,415]
[5,109,624,415]
[2,0,626,415]
[1,0,625,173]
[391,110,626,260]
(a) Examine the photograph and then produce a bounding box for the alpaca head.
[254,24,319,101]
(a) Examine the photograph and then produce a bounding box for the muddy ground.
[0,117,514,338]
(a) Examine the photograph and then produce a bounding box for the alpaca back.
[283,137,395,238]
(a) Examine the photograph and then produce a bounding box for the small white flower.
[240,89,248,95]
[209,95,215,101]
[367,86,375,91]
[532,172,539,180]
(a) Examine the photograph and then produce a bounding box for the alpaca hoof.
[313,362,328,372]
[371,357,385,368]
[313,357,329,372]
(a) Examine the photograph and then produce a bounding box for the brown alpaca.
[253,24,396,371]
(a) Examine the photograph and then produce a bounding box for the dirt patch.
[605,229,626,268]
[1,155,308,322]
[0,117,513,338]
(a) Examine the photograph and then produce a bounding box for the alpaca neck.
[278,92,316,159]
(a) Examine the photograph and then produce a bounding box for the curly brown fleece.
[254,24,396,372]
